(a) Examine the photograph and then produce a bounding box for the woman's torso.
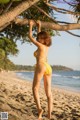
[34,46,49,65]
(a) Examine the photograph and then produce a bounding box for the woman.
[29,20,53,120]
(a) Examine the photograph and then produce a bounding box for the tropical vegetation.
[0,0,80,70]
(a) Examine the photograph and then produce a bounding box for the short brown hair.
[36,31,52,46]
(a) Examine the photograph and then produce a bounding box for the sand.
[0,71,80,120]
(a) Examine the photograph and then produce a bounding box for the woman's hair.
[36,31,52,46]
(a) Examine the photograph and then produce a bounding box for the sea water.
[16,70,80,92]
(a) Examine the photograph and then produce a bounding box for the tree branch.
[44,1,80,16]
[57,21,74,24]
[3,1,13,14]
[33,5,75,24]
[14,18,80,30]
[0,23,10,31]
[0,0,39,28]
[63,0,75,7]
[33,4,57,23]
[0,17,80,32]
[0,18,80,38]
[14,18,80,37]
[66,31,80,37]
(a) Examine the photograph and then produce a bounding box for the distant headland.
[52,65,73,71]
[13,65,73,71]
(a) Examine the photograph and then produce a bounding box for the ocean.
[16,70,80,92]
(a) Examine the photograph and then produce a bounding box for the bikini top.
[34,50,47,62]
[34,50,38,57]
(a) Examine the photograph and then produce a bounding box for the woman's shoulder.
[39,46,49,53]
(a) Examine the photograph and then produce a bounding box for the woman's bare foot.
[38,109,43,119]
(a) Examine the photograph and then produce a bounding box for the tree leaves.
[0,37,19,56]
[0,0,21,4]
[0,37,19,70]
[0,48,5,59]
[0,0,10,4]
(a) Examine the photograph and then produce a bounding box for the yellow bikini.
[34,50,52,75]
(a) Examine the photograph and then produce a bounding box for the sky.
[9,1,80,70]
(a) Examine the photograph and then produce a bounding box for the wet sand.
[0,72,80,120]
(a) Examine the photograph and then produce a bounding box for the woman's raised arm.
[37,20,41,33]
[29,20,42,48]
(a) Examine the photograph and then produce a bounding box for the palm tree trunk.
[0,0,39,28]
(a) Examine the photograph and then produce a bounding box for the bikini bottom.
[35,62,52,75]
[43,62,52,75]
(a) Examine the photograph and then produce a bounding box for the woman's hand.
[29,20,34,26]
[37,20,41,33]
[29,20,34,39]
[37,20,41,27]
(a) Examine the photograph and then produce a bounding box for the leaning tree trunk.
[0,0,80,32]
[0,0,39,29]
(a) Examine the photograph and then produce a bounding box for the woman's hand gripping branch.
[29,20,42,46]
[36,20,41,33]
[29,20,34,40]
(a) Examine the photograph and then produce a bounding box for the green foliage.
[71,0,80,22]
[0,58,15,70]
[0,0,55,43]
[52,65,73,71]
[0,37,19,56]
[0,0,10,4]
[0,0,55,70]
[0,0,21,4]
[6,65,73,71]
[0,0,79,43]
[0,37,18,70]
[0,0,79,71]
[0,48,5,60]
[14,65,35,71]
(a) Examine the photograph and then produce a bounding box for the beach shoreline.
[0,71,80,120]
[16,71,80,94]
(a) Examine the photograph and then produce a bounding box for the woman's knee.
[32,86,39,93]
[46,92,52,99]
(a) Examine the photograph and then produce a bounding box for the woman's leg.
[43,74,53,119]
[32,66,45,119]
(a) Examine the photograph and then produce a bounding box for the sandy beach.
[0,72,80,120]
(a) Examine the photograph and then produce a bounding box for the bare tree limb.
[3,1,13,14]
[14,18,80,37]
[33,5,75,24]
[63,0,75,7]
[14,18,80,30]
[33,4,57,23]
[44,1,80,16]
[0,0,80,33]
[57,21,74,24]
[66,31,80,37]
[0,18,80,37]
[0,23,10,31]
